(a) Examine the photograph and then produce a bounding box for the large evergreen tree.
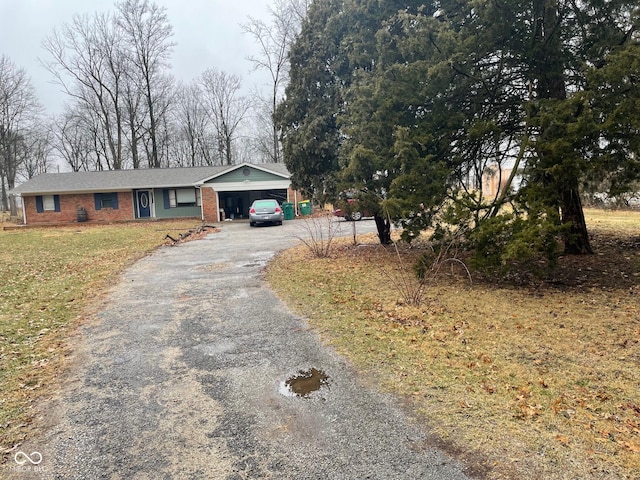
[279,0,640,254]
[276,0,348,200]
[278,0,424,242]
[379,0,640,255]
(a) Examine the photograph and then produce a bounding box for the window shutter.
[163,189,170,209]
[94,193,102,210]
[36,196,43,213]
[54,195,61,212]
[112,193,119,210]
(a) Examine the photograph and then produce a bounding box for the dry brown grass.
[0,220,202,457]
[266,208,640,479]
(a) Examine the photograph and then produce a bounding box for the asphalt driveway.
[11,220,474,479]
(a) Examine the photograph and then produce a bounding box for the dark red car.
[333,198,369,221]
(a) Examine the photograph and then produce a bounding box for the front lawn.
[266,209,640,479]
[0,220,200,455]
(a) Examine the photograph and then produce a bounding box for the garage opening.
[219,189,287,220]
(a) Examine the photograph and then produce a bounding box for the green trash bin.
[298,200,312,216]
[282,202,294,220]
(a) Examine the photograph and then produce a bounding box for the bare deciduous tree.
[0,55,43,214]
[116,0,175,168]
[242,0,309,163]
[20,121,54,179]
[41,12,126,169]
[200,68,250,166]
[52,109,95,172]
[122,69,145,169]
[42,1,176,171]
[171,82,215,166]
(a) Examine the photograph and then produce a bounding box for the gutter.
[21,196,26,225]
[195,185,204,221]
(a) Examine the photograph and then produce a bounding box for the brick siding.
[22,185,294,225]
[24,192,134,224]
[201,187,218,222]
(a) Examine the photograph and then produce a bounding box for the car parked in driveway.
[249,199,284,226]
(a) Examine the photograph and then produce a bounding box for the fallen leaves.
[620,441,640,453]
[267,211,640,479]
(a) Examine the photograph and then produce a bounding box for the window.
[165,188,201,208]
[43,195,56,211]
[101,195,114,209]
[35,195,60,213]
[177,188,197,204]
[94,193,119,210]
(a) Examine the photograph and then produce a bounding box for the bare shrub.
[381,236,472,307]
[293,214,342,258]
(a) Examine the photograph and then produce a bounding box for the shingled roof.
[11,163,291,195]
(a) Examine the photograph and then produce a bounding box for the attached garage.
[217,190,287,220]
[201,164,296,222]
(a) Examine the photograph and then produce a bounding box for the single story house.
[10,163,301,225]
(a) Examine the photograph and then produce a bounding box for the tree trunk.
[1,175,7,212]
[374,214,392,245]
[534,1,592,255]
[148,95,160,168]
[129,110,140,169]
[561,186,593,254]
[272,83,280,163]
[9,194,17,217]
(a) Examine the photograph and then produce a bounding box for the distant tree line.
[0,55,45,214]
[0,0,310,214]
[40,0,297,172]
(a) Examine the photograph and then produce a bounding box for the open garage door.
[219,189,287,220]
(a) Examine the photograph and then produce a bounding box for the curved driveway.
[17,220,473,479]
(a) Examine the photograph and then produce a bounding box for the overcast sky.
[0,0,273,114]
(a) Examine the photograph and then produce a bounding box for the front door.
[137,190,152,218]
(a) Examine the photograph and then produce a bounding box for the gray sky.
[0,0,272,114]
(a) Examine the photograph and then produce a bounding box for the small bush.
[294,214,342,258]
[381,237,471,307]
[468,212,562,275]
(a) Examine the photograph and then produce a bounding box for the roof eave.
[199,162,290,183]
[12,183,200,196]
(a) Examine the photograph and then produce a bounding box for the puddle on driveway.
[279,368,330,398]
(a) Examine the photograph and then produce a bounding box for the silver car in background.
[249,199,284,227]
